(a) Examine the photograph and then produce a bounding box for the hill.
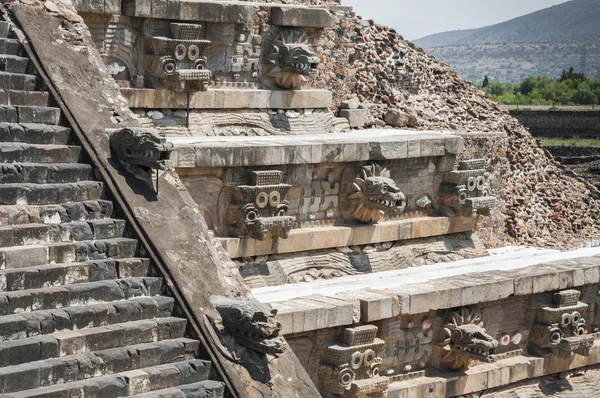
[413,0,600,83]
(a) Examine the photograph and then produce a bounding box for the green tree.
[482,75,490,88]
[572,82,598,105]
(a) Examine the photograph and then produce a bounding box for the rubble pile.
[316,9,600,248]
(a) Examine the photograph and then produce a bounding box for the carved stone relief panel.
[319,325,389,397]
[262,27,321,90]
[109,127,173,182]
[178,157,460,239]
[433,307,498,370]
[528,289,594,358]
[439,159,496,217]
[379,317,433,376]
[138,21,212,91]
[344,164,406,223]
[225,170,296,240]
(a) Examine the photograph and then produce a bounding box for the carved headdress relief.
[346,164,406,223]
[263,28,320,90]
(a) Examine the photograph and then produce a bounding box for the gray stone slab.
[271,6,335,28]
[169,129,462,168]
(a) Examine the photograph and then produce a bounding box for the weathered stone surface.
[385,109,418,128]
[11,5,320,397]
[340,108,366,127]
[271,7,335,28]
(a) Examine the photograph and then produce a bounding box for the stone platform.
[123,88,333,110]
[169,129,464,167]
[256,246,600,330]
[253,246,600,396]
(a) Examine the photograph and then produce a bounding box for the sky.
[344,0,569,40]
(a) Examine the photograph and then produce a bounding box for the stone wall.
[509,110,600,138]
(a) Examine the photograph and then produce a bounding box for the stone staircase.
[0,20,225,398]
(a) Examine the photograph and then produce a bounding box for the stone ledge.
[388,340,600,397]
[74,0,121,15]
[112,0,334,23]
[271,6,334,28]
[122,88,333,110]
[217,216,474,258]
[258,249,600,334]
[169,130,464,168]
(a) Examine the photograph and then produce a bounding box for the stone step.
[0,38,22,56]
[0,218,126,248]
[3,359,215,398]
[0,90,49,106]
[0,72,39,91]
[0,163,93,184]
[0,22,10,39]
[0,200,114,227]
[0,105,60,124]
[0,276,161,316]
[0,181,102,206]
[0,55,29,74]
[129,380,226,398]
[0,123,70,144]
[0,317,188,367]
[0,337,200,394]
[0,236,137,270]
[0,143,80,163]
[0,257,149,292]
[0,295,175,341]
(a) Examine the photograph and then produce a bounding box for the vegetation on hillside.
[479,67,600,106]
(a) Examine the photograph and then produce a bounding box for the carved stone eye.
[476,176,486,191]
[457,188,468,204]
[337,368,353,387]
[231,307,244,321]
[174,44,187,60]
[269,191,281,207]
[163,60,176,75]
[576,325,586,336]
[550,329,562,344]
[255,192,269,208]
[350,351,363,369]
[572,312,581,324]
[380,185,387,193]
[467,177,477,192]
[188,45,200,61]
[369,364,380,378]
[561,313,572,327]
[245,210,258,223]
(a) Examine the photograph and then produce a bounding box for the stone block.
[340,108,366,128]
[177,1,253,24]
[406,138,421,158]
[342,98,360,109]
[420,138,445,157]
[271,7,334,28]
[445,136,464,154]
[461,275,514,306]
[369,139,408,160]
[105,0,122,14]
[330,292,361,324]
[122,0,151,16]
[506,357,531,383]
[531,268,560,294]
[321,143,345,163]
[343,290,395,322]
[385,109,417,128]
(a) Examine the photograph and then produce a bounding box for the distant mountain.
[413,28,481,48]
[413,0,600,83]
